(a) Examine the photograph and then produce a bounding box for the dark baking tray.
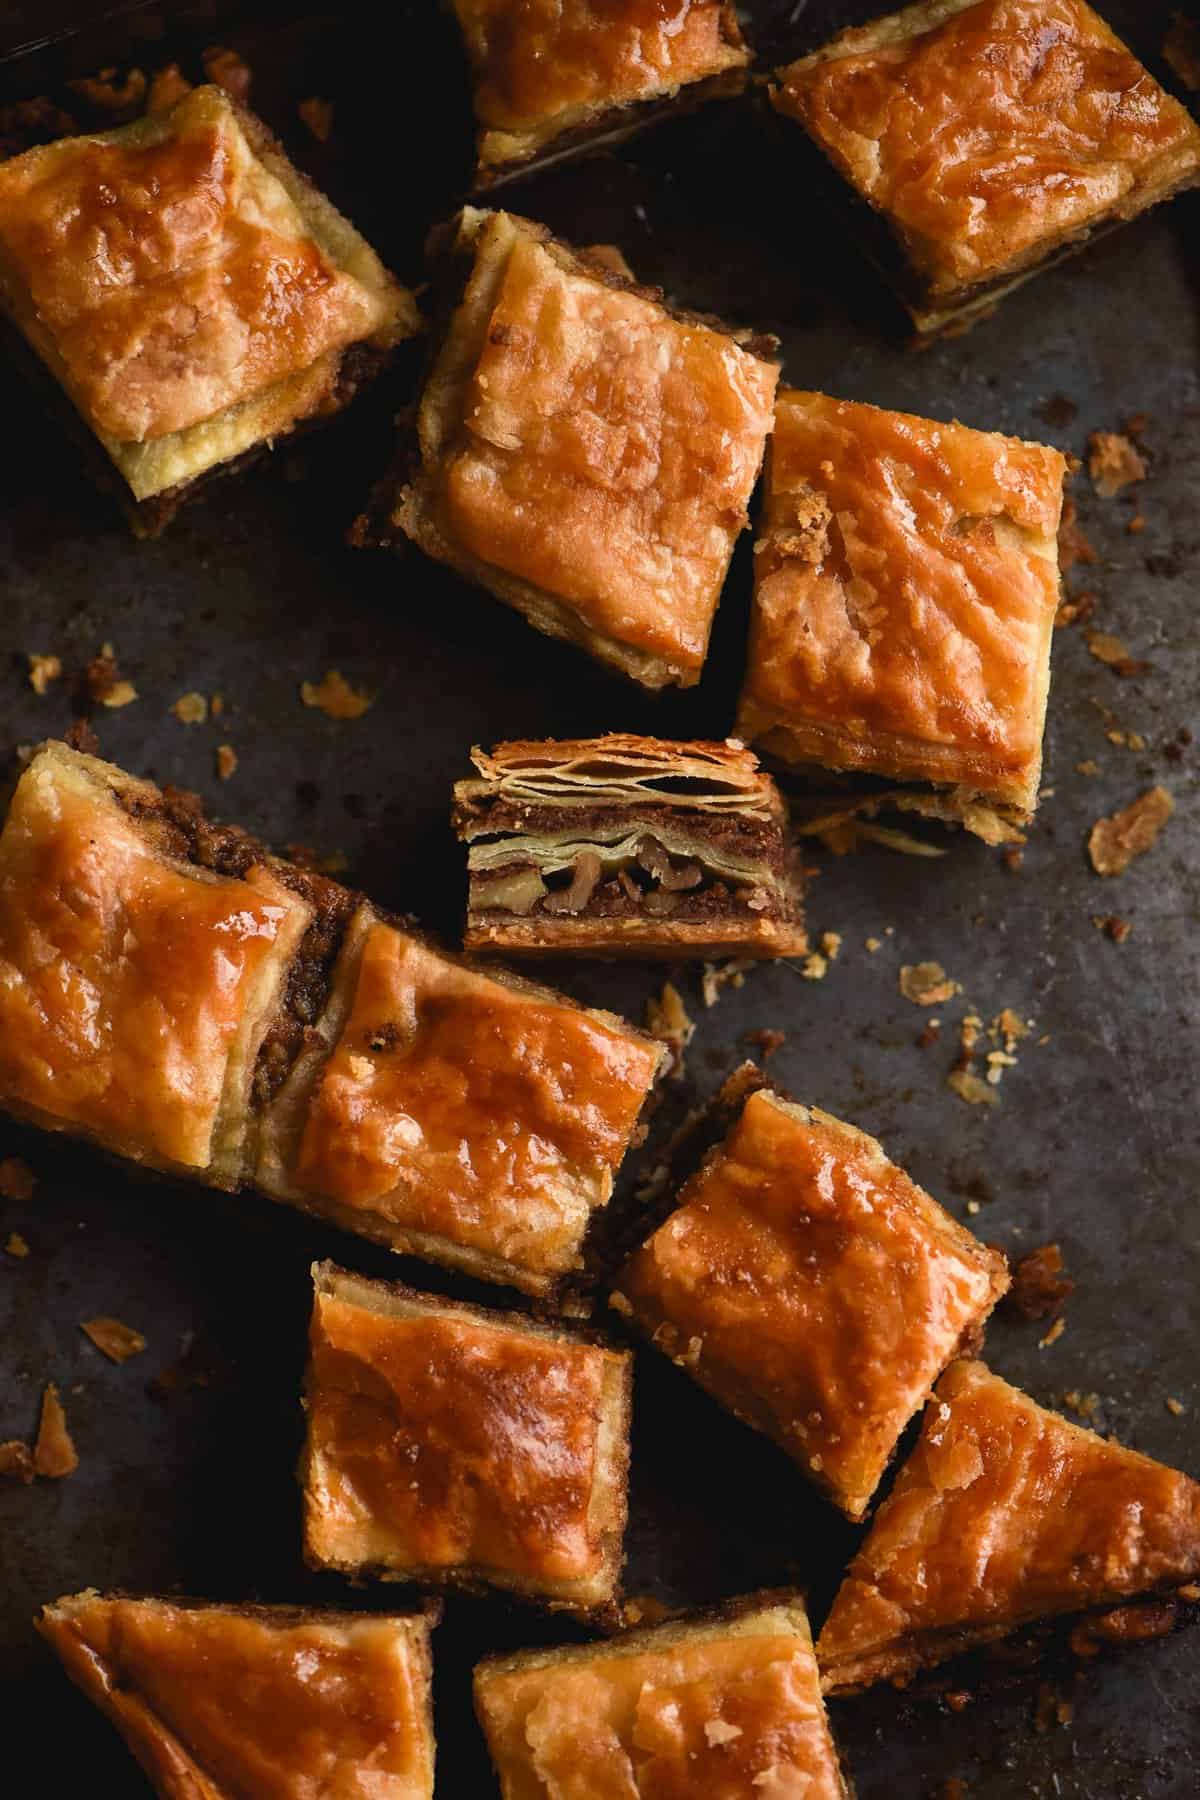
[0,2,1197,1793]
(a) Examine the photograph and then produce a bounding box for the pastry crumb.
[644,982,695,1076]
[1062,1390,1102,1423]
[301,670,374,719]
[1056,497,1098,573]
[1087,431,1146,497]
[171,691,208,724]
[1038,1315,1067,1349]
[865,935,882,952]
[81,1317,147,1363]
[0,1440,34,1483]
[87,643,137,709]
[801,951,828,980]
[701,958,754,1007]
[0,1157,35,1201]
[1076,759,1099,776]
[1166,1397,1186,1418]
[5,1232,29,1258]
[947,1068,996,1107]
[820,930,842,961]
[1006,1243,1073,1321]
[33,1382,78,1478]
[27,652,62,695]
[1092,913,1132,943]
[619,1593,673,1628]
[1084,630,1148,679]
[900,961,959,1005]
[1088,787,1173,875]
[744,1028,786,1061]
[215,744,238,781]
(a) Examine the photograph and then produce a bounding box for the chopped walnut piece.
[1056,497,1098,573]
[300,670,373,719]
[644,982,694,1076]
[64,718,100,755]
[27,653,62,695]
[1084,630,1149,679]
[1055,588,1098,628]
[81,1317,147,1364]
[298,96,334,141]
[1088,787,1174,875]
[744,1027,786,1061]
[171,691,208,725]
[1006,1243,1074,1321]
[900,961,960,1006]
[1092,913,1133,943]
[1164,11,1200,88]
[543,850,603,914]
[0,1440,34,1483]
[67,68,147,113]
[146,62,192,114]
[5,1232,29,1258]
[202,46,252,102]
[1087,431,1147,497]
[86,643,137,709]
[33,1383,78,1478]
[0,1158,35,1201]
[214,744,238,781]
[947,1068,996,1107]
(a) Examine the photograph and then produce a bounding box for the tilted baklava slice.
[737,390,1067,833]
[451,0,751,187]
[615,1081,1009,1520]
[302,1263,632,1615]
[0,85,418,534]
[453,735,807,958]
[771,0,1200,335]
[475,1590,850,1799]
[37,1591,437,1799]
[818,1360,1200,1692]
[358,207,779,690]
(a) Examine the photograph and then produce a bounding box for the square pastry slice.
[451,0,751,186]
[0,742,313,1185]
[772,0,1200,333]
[0,85,418,533]
[453,735,807,958]
[614,1084,1009,1519]
[302,1262,632,1614]
[817,1359,1200,1692]
[365,208,779,689]
[474,1590,849,1799]
[256,906,666,1296]
[37,1591,437,1799]
[737,391,1067,825]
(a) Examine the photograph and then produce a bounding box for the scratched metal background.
[0,1,1196,1793]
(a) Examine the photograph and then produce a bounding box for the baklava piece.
[453,734,807,959]
[614,1084,1009,1519]
[474,1590,849,1799]
[451,0,751,187]
[366,207,779,689]
[0,85,417,534]
[772,0,1200,334]
[818,1359,1200,1692]
[37,1591,437,1799]
[0,742,312,1185]
[256,906,666,1296]
[302,1262,632,1615]
[737,390,1067,830]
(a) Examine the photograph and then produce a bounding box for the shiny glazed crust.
[615,1088,1010,1519]
[773,0,1200,317]
[451,0,750,180]
[738,390,1066,816]
[36,1590,437,1800]
[474,1590,849,1799]
[301,1263,632,1613]
[0,86,417,503]
[385,209,779,690]
[817,1359,1200,1692]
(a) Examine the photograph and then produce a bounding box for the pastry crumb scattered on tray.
[644,982,695,1076]
[300,670,374,719]
[27,652,62,694]
[5,1231,29,1258]
[1088,786,1174,874]
[215,744,238,781]
[33,1382,78,1478]
[900,962,959,1005]
[81,1317,147,1364]
[1084,629,1149,678]
[0,1157,36,1201]
[171,691,208,724]
[0,1440,34,1483]
[86,643,137,709]
[1006,1243,1074,1320]
[1093,913,1133,943]
[1087,430,1147,496]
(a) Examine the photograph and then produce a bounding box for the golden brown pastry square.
[0,742,312,1185]
[474,1590,849,1798]
[37,1590,437,1799]
[302,1262,632,1614]
[256,906,666,1296]
[0,85,418,533]
[367,207,779,689]
[451,0,751,185]
[614,1086,1009,1519]
[772,0,1200,333]
[453,734,807,959]
[737,389,1067,823]
[817,1359,1200,1692]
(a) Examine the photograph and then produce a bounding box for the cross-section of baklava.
[614,1084,1009,1520]
[772,0,1200,334]
[37,1591,437,1799]
[451,0,751,187]
[474,1590,849,1799]
[302,1262,632,1616]
[818,1360,1200,1692]
[737,390,1067,829]
[453,735,807,959]
[255,906,666,1296]
[0,85,418,534]
[362,207,779,689]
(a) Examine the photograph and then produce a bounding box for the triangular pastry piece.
[36,1591,437,1798]
[818,1360,1200,1692]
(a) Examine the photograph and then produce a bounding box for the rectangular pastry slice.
[256,905,666,1296]
[360,207,779,689]
[451,0,751,187]
[0,741,314,1185]
[302,1262,632,1614]
[37,1591,437,1799]
[453,734,807,959]
[737,390,1067,827]
[0,85,418,534]
[614,1083,1009,1519]
[474,1590,849,1799]
[817,1359,1200,1692]
[772,0,1200,334]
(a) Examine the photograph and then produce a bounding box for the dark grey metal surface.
[0,2,1197,1793]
